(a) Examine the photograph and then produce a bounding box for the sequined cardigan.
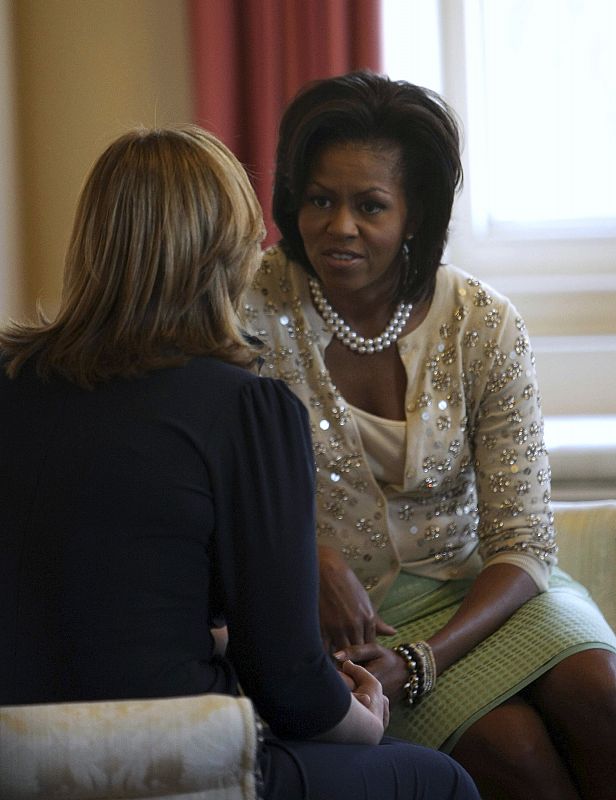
[245,246,557,608]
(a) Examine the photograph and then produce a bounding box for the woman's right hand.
[343,659,390,730]
[313,659,388,745]
[319,545,396,651]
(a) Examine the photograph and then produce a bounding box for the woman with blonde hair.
[0,126,479,799]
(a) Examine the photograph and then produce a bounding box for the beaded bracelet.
[392,643,420,705]
[412,640,437,694]
[392,640,437,706]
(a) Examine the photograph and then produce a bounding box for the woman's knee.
[455,704,541,775]
[273,737,480,800]
[531,649,616,730]
[452,697,576,798]
[378,738,480,799]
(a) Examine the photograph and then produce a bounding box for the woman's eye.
[309,196,331,209]
[361,201,385,215]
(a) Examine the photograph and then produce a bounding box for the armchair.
[0,693,261,800]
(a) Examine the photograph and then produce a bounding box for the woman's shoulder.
[187,356,305,412]
[426,264,529,356]
[438,263,512,305]
[260,243,292,270]
[184,360,310,457]
[244,245,311,341]
[252,244,305,293]
[435,263,522,322]
[184,356,274,391]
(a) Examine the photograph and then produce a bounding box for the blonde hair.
[0,125,264,387]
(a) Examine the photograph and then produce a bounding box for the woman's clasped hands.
[337,658,390,731]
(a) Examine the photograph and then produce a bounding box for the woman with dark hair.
[246,71,616,799]
[0,125,479,800]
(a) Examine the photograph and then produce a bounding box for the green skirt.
[378,568,616,753]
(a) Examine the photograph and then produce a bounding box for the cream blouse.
[245,246,556,608]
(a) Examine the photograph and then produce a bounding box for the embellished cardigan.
[245,247,557,608]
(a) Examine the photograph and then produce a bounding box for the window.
[382,0,616,421]
[461,0,616,235]
[383,0,616,270]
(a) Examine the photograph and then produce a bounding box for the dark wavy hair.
[273,70,463,304]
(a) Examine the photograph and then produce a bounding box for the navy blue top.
[0,356,350,739]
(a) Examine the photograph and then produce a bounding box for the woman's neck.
[320,282,401,340]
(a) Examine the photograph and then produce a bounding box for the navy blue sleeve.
[206,376,351,740]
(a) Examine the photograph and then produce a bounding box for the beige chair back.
[0,693,260,800]
[553,500,616,630]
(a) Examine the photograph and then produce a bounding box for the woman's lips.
[321,249,363,267]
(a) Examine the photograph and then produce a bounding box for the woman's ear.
[405,216,419,239]
[406,201,423,236]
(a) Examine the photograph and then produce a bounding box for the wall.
[0,0,21,320]
[1,0,193,322]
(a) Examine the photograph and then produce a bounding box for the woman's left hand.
[334,642,408,704]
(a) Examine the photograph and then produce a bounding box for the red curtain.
[188,0,381,244]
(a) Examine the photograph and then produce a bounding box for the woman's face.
[297,140,412,298]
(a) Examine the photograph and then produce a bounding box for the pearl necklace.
[309,278,412,354]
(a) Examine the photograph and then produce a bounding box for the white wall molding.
[533,336,616,416]
[545,415,616,501]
